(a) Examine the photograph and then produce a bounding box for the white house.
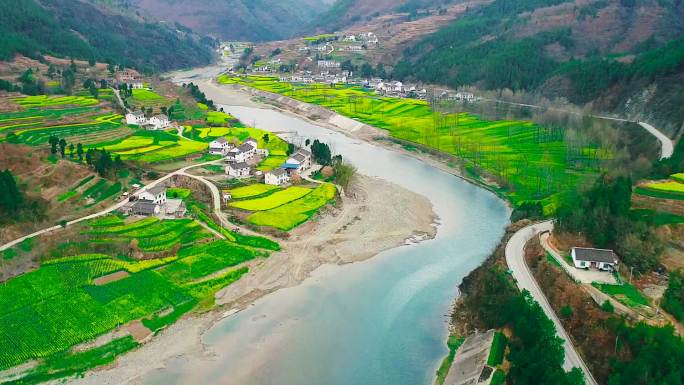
[227,142,256,163]
[149,114,170,130]
[130,82,144,90]
[317,60,341,69]
[226,162,251,178]
[286,149,312,171]
[244,137,258,148]
[265,168,290,186]
[125,111,146,126]
[455,92,476,102]
[571,247,619,271]
[209,137,233,155]
[138,186,167,205]
[343,35,357,42]
[256,148,270,157]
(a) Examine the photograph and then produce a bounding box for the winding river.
[147,72,510,385]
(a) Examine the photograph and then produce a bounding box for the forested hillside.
[0,0,215,72]
[121,0,331,42]
[394,0,684,133]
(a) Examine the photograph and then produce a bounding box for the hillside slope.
[311,0,457,32]
[394,0,684,134]
[124,0,330,42]
[0,0,215,72]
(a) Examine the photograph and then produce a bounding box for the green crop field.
[246,183,336,230]
[257,155,288,171]
[229,184,281,199]
[13,95,99,107]
[206,110,237,126]
[129,89,167,108]
[641,181,684,194]
[90,131,208,163]
[219,75,610,212]
[230,186,312,211]
[0,213,280,374]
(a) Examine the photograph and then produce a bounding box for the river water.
[144,78,510,385]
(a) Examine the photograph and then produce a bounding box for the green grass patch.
[630,209,684,226]
[642,181,684,194]
[167,187,192,199]
[592,282,650,309]
[490,369,506,385]
[487,331,507,366]
[57,190,77,202]
[546,251,562,267]
[434,335,465,385]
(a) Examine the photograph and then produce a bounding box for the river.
[145,74,510,385]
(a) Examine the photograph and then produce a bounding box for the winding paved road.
[0,159,225,253]
[505,220,598,385]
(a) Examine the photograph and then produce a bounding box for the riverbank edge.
[201,79,513,211]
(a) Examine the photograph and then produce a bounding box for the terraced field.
[90,131,208,163]
[0,95,129,146]
[247,184,337,230]
[13,95,99,107]
[219,75,609,212]
[229,184,280,199]
[230,186,312,211]
[228,183,336,230]
[128,89,167,108]
[636,175,684,200]
[0,214,278,373]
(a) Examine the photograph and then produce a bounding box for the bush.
[662,270,684,321]
[601,300,614,313]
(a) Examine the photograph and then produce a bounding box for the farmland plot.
[247,183,336,230]
[221,75,610,212]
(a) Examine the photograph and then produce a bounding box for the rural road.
[482,97,674,160]
[0,158,225,253]
[505,220,598,385]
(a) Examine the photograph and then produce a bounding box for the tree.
[47,64,56,80]
[262,134,270,144]
[88,83,99,99]
[48,136,59,155]
[662,270,684,321]
[310,139,332,165]
[305,139,311,146]
[68,143,75,157]
[360,62,374,78]
[58,138,67,158]
[0,170,23,216]
[76,143,84,161]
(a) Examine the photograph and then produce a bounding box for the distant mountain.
[393,0,684,133]
[311,0,457,32]
[123,0,332,42]
[0,0,215,72]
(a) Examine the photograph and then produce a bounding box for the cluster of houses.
[264,148,312,186]
[121,186,187,218]
[115,69,144,90]
[208,135,313,186]
[125,111,174,130]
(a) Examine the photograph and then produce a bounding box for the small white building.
[149,114,170,130]
[571,247,619,271]
[125,111,146,126]
[130,82,144,90]
[456,92,476,102]
[265,168,290,186]
[209,137,233,156]
[226,162,251,178]
[317,60,341,69]
[256,148,270,157]
[244,137,258,148]
[138,186,167,205]
[286,149,312,171]
[227,142,256,163]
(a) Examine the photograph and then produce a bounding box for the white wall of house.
[265,172,289,186]
[138,190,167,204]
